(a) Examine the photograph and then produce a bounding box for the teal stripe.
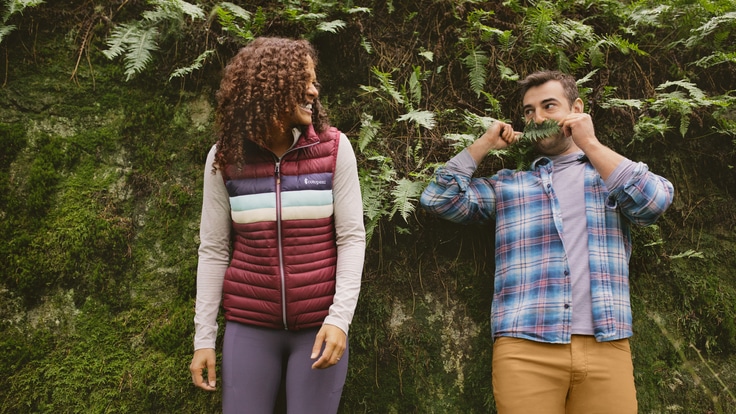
[282,190,333,208]
[230,193,275,212]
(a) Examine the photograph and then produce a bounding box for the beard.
[533,132,574,156]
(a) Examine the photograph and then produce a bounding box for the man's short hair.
[519,70,579,107]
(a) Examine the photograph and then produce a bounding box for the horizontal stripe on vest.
[230,189,333,212]
[232,204,334,224]
[226,172,334,197]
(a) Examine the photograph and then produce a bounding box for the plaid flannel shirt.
[420,150,674,343]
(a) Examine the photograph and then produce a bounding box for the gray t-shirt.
[548,151,636,335]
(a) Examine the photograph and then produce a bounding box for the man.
[420,70,674,413]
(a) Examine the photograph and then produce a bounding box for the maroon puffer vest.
[221,125,341,330]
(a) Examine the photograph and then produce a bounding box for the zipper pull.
[275,161,281,184]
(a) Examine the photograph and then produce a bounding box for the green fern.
[694,51,736,68]
[103,0,205,81]
[370,67,404,105]
[390,178,424,222]
[651,80,712,137]
[0,0,44,44]
[360,36,373,54]
[359,154,397,244]
[0,24,14,43]
[408,66,422,108]
[462,46,488,97]
[358,113,381,153]
[520,119,561,143]
[497,62,519,81]
[215,2,255,42]
[346,7,371,15]
[103,23,160,81]
[397,110,436,130]
[317,19,346,33]
[684,11,736,49]
[143,0,204,23]
[169,49,215,81]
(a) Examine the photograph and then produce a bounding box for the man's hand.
[560,112,598,151]
[310,324,346,369]
[468,121,520,165]
[560,112,623,180]
[190,348,217,391]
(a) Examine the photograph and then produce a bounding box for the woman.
[189,37,365,414]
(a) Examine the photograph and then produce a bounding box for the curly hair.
[214,37,330,169]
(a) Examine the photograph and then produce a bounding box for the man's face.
[522,80,581,155]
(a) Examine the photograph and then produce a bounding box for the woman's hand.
[310,324,346,369]
[190,348,217,391]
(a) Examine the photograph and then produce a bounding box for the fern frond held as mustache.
[520,119,561,143]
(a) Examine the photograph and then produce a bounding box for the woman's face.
[284,55,319,129]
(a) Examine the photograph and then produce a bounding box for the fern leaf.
[694,51,736,68]
[317,19,346,33]
[169,49,215,81]
[144,0,204,22]
[371,67,403,105]
[598,98,644,110]
[347,7,371,14]
[175,0,205,20]
[0,24,15,43]
[390,178,424,222]
[497,62,518,81]
[293,12,327,22]
[657,80,707,102]
[358,113,381,153]
[520,119,561,143]
[418,51,433,62]
[462,47,488,97]
[463,111,498,131]
[408,67,422,107]
[123,26,160,80]
[443,133,476,151]
[685,11,736,48]
[219,2,251,21]
[360,36,373,54]
[397,110,436,130]
[359,177,383,245]
[102,23,139,60]
[2,0,44,24]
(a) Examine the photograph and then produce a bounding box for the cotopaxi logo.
[304,178,327,185]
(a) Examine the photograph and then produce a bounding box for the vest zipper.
[275,160,289,330]
[274,133,320,331]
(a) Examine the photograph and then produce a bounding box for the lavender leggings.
[222,321,349,414]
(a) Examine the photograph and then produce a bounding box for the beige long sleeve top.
[193,130,366,351]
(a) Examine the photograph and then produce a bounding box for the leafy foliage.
[520,119,561,144]
[462,46,489,97]
[102,0,206,80]
[2,0,736,413]
[0,0,44,44]
[103,23,161,81]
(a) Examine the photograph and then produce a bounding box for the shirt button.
[564,270,570,276]
[564,304,570,309]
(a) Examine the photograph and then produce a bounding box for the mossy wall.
[1,1,735,413]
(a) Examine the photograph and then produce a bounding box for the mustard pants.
[492,335,637,414]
